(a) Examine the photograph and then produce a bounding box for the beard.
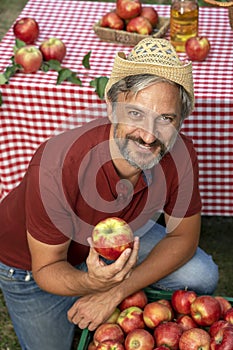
[113,123,178,170]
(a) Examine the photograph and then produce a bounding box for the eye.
[128,110,143,120]
[156,115,175,125]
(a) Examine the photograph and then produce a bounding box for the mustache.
[126,135,164,148]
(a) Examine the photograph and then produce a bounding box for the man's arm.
[68,213,201,330]
[27,231,139,296]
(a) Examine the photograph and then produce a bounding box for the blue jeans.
[0,221,218,350]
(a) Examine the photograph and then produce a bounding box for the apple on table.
[126,16,153,35]
[116,0,142,20]
[185,36,211,62]
[14,45,43,73]
[39,37,67,63]
[140,6,159,27]
[100,11,125,30]
[13,17,39,44]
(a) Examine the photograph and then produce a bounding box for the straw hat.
[105,38,194,110]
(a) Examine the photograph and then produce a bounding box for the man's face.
[109,82,182,170]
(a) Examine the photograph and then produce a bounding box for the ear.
[106,98,114,122]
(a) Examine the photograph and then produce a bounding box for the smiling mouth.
[131,137,163,153]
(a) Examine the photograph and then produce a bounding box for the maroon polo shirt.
[0,117,201,270]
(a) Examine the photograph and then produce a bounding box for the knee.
[173,252,219,295]
[152,251,219,295]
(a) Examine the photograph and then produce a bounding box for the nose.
[139,119,158,144]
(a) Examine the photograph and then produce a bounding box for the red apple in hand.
[143,301,172,329]
[117,306,145,333]
[118,290,148,312]
[185,36,210,62]
[13,17,39,44]
[171,289,197,315]
[179,328,210,350]
[140,6,159,27]
[100,11,125,30]
[92,217,134,261]
[126,16,153,35]
[14,45,43,73]
[39,37,66,63]
[125,329,155,350]
[93,323,125,346]
[154,321,183,350]
[190,295,221,327]
[116,0,142,20]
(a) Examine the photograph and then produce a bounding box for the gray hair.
[106,74,192,122]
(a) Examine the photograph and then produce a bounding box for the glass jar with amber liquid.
[170,0,199,52]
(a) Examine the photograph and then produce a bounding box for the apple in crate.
[106,308,121,323]
[140,6,159,27]
[118,290,148,311]
[100,11,125,30]
[92,217,134,260]
[14,45,43,73]
[154,321,183,350]
[190,295,221,327]
[209,320,233,338]
[210,327,233,350]
[96,340,125,350]
[117,306,145,333]
[215,296,232,318]
[13,17,39,44]
[179,328,211,350]
[116,0,142,20]
[126,16,153,35]
[176,314,198,332]
[125,328,155,350]
[143,301,172,328]
[185,36,210,62]
[171,289,197,315]
[40,37,67,63]
[224,307,233,325]
[93,323,125,346]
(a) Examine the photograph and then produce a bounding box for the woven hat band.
[105,38,194,111]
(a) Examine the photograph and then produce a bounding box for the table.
[0,0,233,216]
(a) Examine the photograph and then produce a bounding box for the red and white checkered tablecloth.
[0,0,233,215]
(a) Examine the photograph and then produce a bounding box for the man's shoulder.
[29,117,110,167]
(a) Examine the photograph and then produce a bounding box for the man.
[0,38,218,350]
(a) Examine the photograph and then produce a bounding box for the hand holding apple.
[14,45,43,73]
[39,37,67,63]
[13,17,39,44]
[185,36,211,62]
